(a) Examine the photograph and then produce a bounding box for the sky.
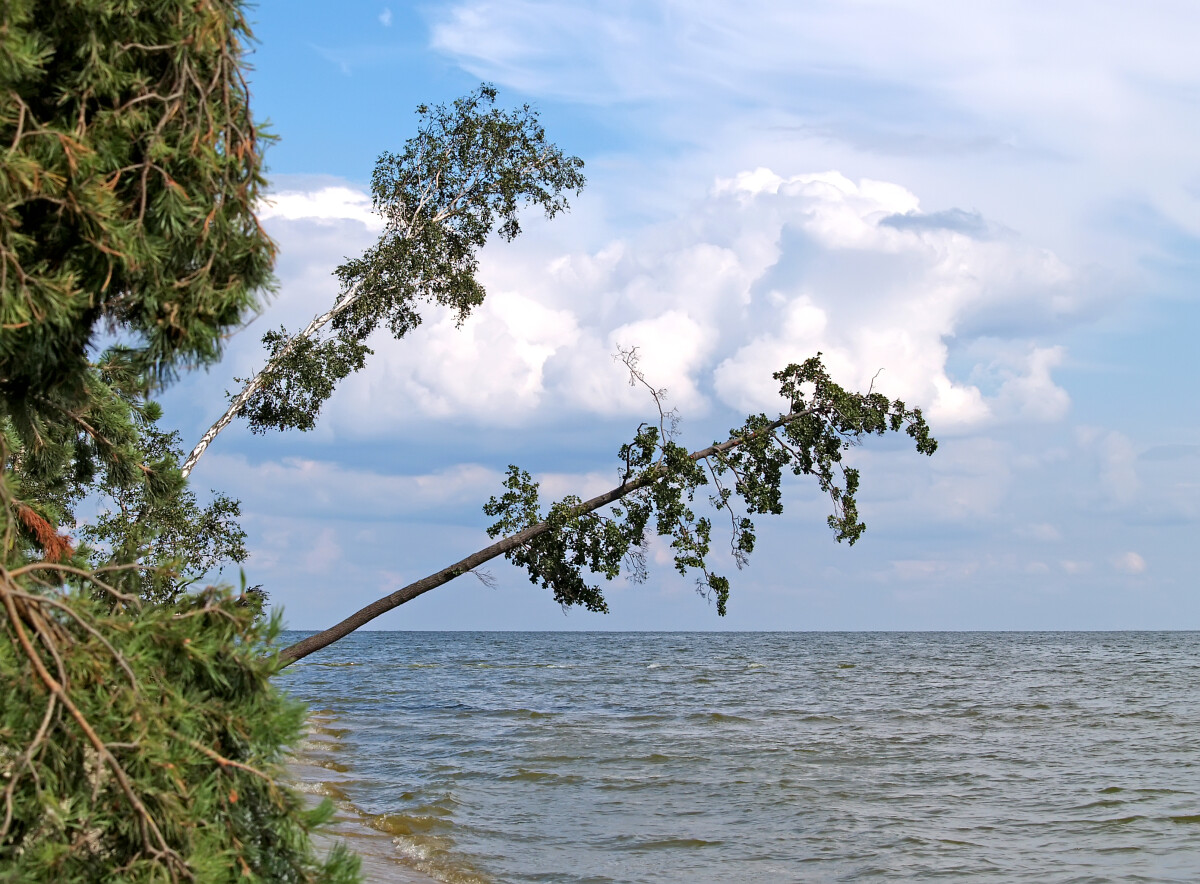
[162,1,1200,631]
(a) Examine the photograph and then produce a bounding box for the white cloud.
[428,0,1200,247]
[255,170,1077,439]
[258,186,383,231]
[328,289,583,426]
[1113,551,1147,574]
[379,8,393,27]
[993,346,1071,422]
[705,170,1073,429]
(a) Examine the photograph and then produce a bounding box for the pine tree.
[1,3,358,880]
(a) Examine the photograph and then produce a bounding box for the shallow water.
[279,631,1200,882]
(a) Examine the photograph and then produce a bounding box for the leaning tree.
[154,89,936,664]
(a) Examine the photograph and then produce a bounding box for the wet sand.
[288,709,444,882]
[292,759,442,884]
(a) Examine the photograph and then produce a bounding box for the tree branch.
[278,408,810,665]
[179,287,361,477]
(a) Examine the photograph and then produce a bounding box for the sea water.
[279,631,1200,882]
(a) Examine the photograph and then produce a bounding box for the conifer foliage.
[0,0,274,398]
[1,3,357,881]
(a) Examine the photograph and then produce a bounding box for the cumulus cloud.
[704,170,1072,428]
[259,186,382,230]
[992,346,1071,422]
[327,289,583,426]
[259,168,1077,437]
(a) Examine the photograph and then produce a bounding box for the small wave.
[526,754,586,763]
[297,739,343,753]
[617,837,723,851]
[309,724,351,738]
[495,708,557,719]
[371,812,454,837]
[313,758,352,773]
[502,768,585,785]
[291,780,351,801]
[687,712,752,724]
[1073,799,1126,810]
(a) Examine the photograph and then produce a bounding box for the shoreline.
[292,760,441,884]
[288,710,447,884]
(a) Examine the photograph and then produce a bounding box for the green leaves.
[333,82,585,341]
[484,467,649,612]
[0,580,360,883]
[236,327,373,435]
[211,84,585,443]
[0,0,275,398]
[487,354,937,618]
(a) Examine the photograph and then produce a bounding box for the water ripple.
[281,631,1200,883]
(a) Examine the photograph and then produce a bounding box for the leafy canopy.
[485,352,936,617]
[236,84,586,436]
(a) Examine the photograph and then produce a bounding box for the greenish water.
[280,631,1200,882]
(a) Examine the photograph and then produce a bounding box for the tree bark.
[180,290,359,478]
[278,409,808,665]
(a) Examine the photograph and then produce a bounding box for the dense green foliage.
[0,0,274,398]
[0,578,358,883]
[484,353,936,618]
[1,3,358,881]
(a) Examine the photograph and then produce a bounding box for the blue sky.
[163,1,1200,631]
